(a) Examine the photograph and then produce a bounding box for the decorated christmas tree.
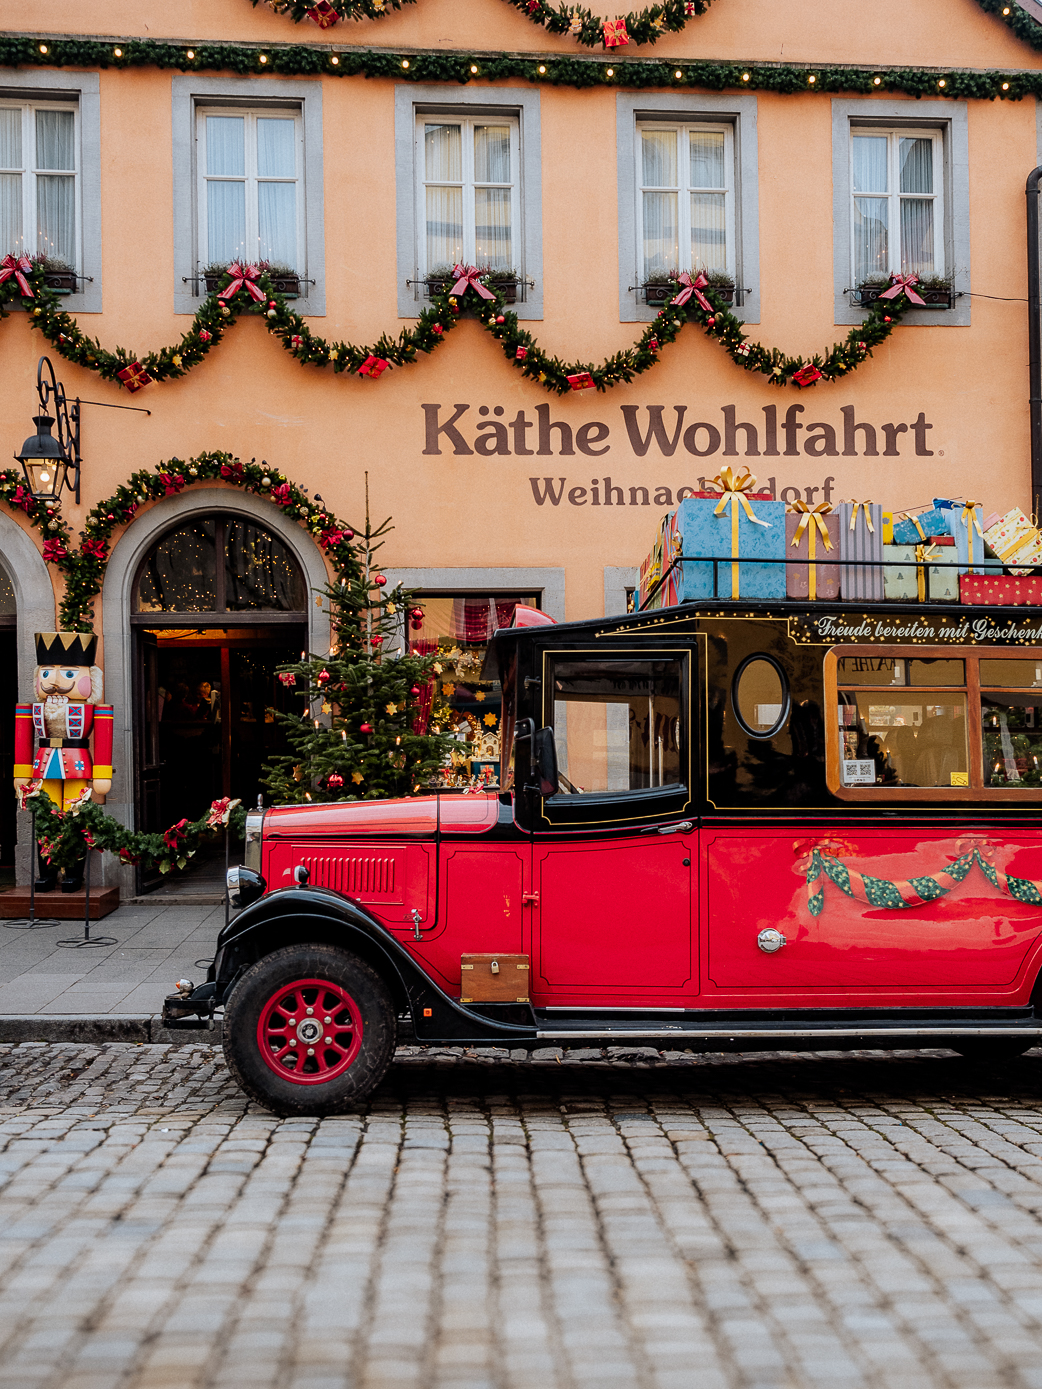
[262,480,455,802]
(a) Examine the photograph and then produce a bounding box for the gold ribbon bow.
[900,511,928,543]
[846,500,876,533]
[788,501,833,601]
[706,468,770,598]
[958,500,983,574]
[914,543,940,603]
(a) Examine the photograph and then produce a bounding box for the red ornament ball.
[374,574,387,586]
[410,620,423,631]
[410,607,424,620]
[344,527,354,539]
[317,668,330,684]
[327,772,344,790]
[359,723,373,734]
[496,315,505,324]
[410,686,420,696]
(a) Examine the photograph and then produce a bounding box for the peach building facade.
[0,0,1041,886]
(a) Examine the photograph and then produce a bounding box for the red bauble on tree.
[326,772,344,790]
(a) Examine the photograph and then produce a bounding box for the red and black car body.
[170,597,1042,1112]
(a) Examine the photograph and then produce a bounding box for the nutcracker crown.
[35,631,98,667]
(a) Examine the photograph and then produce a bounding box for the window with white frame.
[196,107,304,273]
[851,128,943,285]
[0,101,78,268]
[637,121,734,281]
[416,115,520,275]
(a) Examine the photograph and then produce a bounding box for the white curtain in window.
[35,109,74,171]
[643,191,678,276]
[900,198,934,275]
[690,192,726,271]
[689,131,724,188]
[208,182,246,265]
[207,116,244,176]
[475,187,511,268]
[899,137,933,193]
[426,186,462,270]
[0,108,21,251]
[425,123,461,182]
[36,176,74,262]
[853,197,888,283]
[474,125,510,183]
[852,135,888,193]
[257,118,295,177]
[257,183,296,267]
[641,129,676,188]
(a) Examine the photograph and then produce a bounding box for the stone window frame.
[0,70,102,314]
[832,98,970,328]
[395,85,544,321]
[172,75,326,316]
[616,91,761,325]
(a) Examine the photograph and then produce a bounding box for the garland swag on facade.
[0,449,360,632]
[0,260,918,413]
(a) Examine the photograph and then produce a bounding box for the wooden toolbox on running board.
[460,954,531,1003]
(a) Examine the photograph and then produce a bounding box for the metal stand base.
[56,849,117,949]
[4,917,60,930]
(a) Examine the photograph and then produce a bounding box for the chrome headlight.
[244,810,264,872]
[227,864,265,909]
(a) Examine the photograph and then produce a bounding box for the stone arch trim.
[101,488,331,846]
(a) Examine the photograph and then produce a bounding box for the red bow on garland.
[879,273,926,307]
[449,264,496,301]
[670,271,712,313]
[0,253,34,297]
[218,262,266,303]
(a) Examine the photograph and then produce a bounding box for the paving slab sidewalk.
[0,898,227,1043]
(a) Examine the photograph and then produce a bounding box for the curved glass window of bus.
[732,655,789,739]
[837,689,968,788]
[549,657,683,794]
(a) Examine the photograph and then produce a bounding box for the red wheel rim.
[256,977,364,1086]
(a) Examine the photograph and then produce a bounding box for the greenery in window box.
[30,255,77,295]
[856,272,954,308]
[642,268,734,305]
[202,260,300,297]
[425,265,521,304]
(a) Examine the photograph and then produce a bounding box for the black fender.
[205,884,537,1045]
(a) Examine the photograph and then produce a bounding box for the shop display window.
[826,647,1042,799]
[412,594,536,790]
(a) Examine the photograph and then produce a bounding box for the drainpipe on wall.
[1027,166,1042,520]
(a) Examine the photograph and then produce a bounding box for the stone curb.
[0,1015,223,1045]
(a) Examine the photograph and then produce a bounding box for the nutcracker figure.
[13,632,114,892]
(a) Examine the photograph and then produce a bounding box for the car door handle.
[522,893,539,906]
[642,820,694,835]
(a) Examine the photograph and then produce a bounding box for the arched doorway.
[131,513,309,889]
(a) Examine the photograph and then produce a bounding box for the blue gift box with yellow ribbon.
[669,470,786,602]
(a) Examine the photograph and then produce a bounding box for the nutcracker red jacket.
[14,703,115,782]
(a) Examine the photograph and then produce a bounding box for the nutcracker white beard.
[42,694,71,739]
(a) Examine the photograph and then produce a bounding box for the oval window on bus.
[732,655,790,739]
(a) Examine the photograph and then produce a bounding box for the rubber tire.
[951,1039,1032,1065]
[222,943,396,1116]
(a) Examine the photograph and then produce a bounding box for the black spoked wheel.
[222,943,396,1116]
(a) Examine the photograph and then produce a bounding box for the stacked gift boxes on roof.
[637,475,1042,609]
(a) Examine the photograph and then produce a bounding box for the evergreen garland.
[0,450,360,632]
[0,32,1037,101]
[0,258,917,414]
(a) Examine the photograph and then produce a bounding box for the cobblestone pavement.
[4,1044,1042,1389]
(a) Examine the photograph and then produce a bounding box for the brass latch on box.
[460,953,530,1004]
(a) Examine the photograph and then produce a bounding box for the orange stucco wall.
[3,0,1042,627]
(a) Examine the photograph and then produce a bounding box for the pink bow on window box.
[0,253,34,297]
[218,262,266,303]
[878,273,926,307]
[670,271,712,313]
[450,264,496,300]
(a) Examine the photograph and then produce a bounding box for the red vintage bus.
[166,596,1042,1114]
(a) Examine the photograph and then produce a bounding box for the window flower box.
[857,280,954,310]
[203,267,301,298]
[39,267,77,295]
[426,275,519,305]
[642,279,735,307]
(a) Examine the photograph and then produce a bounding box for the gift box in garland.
[673,471,786,601]
[892,507,952,545]
[881,536,958,601]
[839,500,884,600]
[983,508,1042,576]
[958,574,1042,605]
[785,502,839,600]
[942,500,1003,577]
